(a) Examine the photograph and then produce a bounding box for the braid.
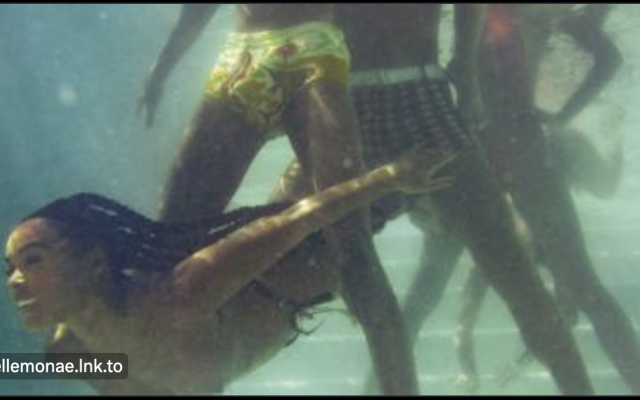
[27,193,291,314]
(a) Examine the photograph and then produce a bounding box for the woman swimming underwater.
[5,150,453,395]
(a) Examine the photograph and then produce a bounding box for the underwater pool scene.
[1,4,639,395]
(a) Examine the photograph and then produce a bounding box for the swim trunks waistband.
[351,64,446,87]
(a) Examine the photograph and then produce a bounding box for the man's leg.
[512,131,640,394]
[362,203,465,394]
[160,98,265,223]
[431,145,593,395]
[284,81,419,395]
[454,265,489,394]
[269,159,313,203]
[403,204,466,344]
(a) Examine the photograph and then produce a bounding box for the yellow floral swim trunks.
[204,21,351,136]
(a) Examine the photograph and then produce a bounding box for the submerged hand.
[390,148,457,195]
[137,76,164,128]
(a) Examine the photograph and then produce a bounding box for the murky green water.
[1,4,639,395]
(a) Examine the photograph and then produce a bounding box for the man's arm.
[452,4,486,69]
[449,4,487,129]
[555,4,622,124]
[139,4,220,127]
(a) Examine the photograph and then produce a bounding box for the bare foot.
[453,373,480,394]
[496,350,535,388]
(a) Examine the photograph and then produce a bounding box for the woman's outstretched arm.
[169,150,455,312]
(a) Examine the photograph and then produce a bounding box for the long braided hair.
[25,193,290,314]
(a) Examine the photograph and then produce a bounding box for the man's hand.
[137,72,165,128]
[136,4,219,128]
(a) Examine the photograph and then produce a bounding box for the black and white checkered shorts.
[352,76,474,229]
[354,77,473,168]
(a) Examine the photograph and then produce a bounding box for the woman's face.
[5,218,91,330]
